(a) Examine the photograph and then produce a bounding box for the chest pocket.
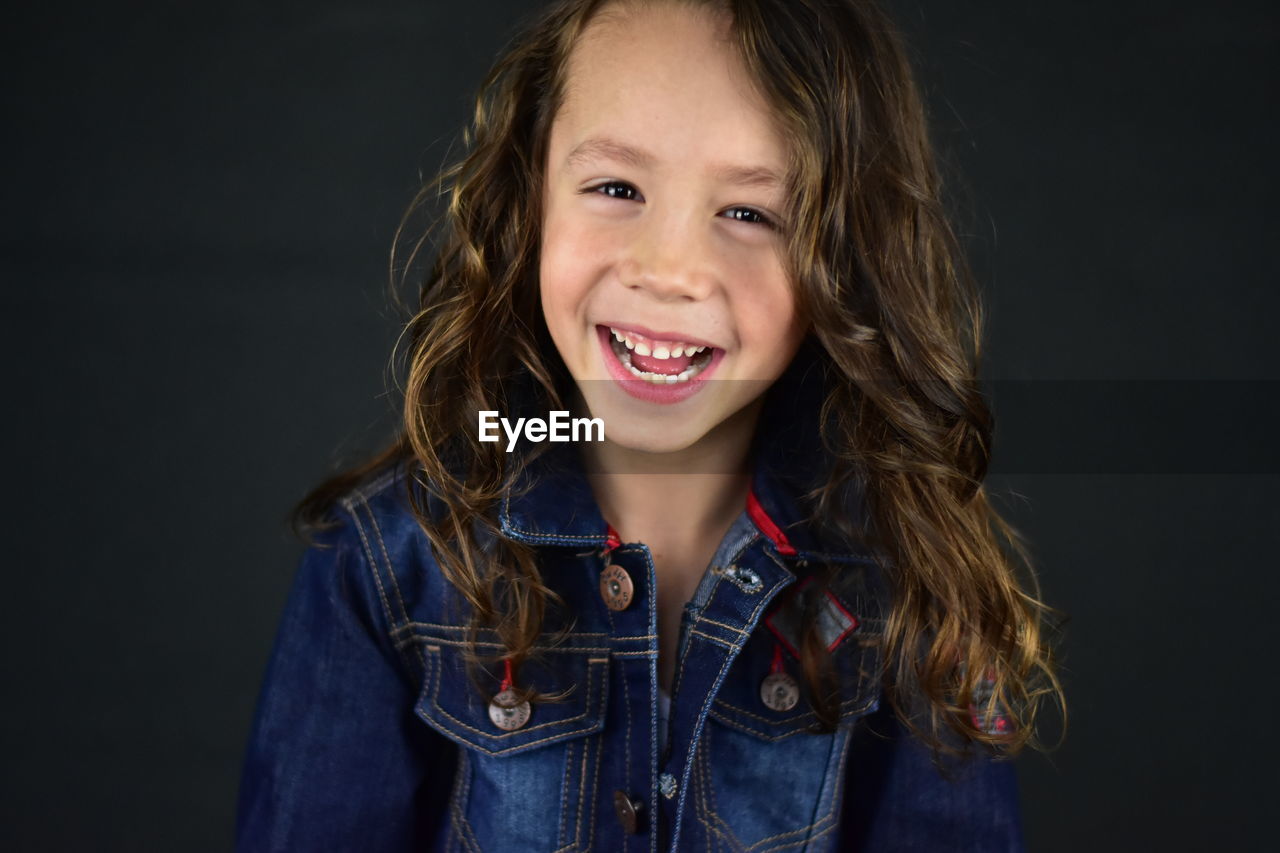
[707,636,881,739]
[413,641,609,852]
[694,593,882,851]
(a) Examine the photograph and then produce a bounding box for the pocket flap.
[415,644,609,757]
[709,625,881,740]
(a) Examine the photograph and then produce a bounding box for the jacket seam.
[396,635,613,654]
[353,494,432,681]
[438,644,482,853]
[500,499,605,545]
[696,727,849,852]
[693,736,726,853]
[692,615,750,637]
[669,572,726,719]
[586,728,603,849]
[603,581,634,798]
[339,499,428,681]
[554,738,577,851]
[573,727,590,850]
[670,572,794,851]
[362,498,411,624]
[343,502,398,634]
[339,467,400,508]
[688,628,741,652]
[449,743,481,853]
[391,621,609,639]
[707,693,879,741]
[741,733,850,851]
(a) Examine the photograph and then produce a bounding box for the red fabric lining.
[746,489,797,556]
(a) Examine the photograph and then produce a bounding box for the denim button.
[600,563,634,611]
[658,772,678,800]
[487,689,531,731]
[613,789,643,833]
[760,672,800,712]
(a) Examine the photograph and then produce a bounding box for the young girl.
[238,0,1061,850]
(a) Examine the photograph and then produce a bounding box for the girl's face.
[539,2,806,457]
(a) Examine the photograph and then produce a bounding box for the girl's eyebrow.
[564,135,783,189]
[566,136,653,170]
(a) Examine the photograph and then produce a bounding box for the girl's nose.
[619,209,716,302]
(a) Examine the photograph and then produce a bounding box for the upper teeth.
[609,327,707,359]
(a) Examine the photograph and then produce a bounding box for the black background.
[5,0,1277,849]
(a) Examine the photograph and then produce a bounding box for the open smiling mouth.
[604,326,717,384]
[595,324,726,404]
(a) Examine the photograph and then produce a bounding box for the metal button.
[488,688,531,731]
[658,772,678,800]
[760,672,800,712]
[613,789,643,834]
[600,563,634,611]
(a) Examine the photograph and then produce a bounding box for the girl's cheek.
[547,227,621,298]
[543,207,588,261]
[558,214,615,255]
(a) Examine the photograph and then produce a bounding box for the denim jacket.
[237,434,1023,852]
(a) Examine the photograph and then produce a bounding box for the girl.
[238,0,1061,850]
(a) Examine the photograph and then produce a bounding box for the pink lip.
[600,321,721,352]
[595,325,724,404]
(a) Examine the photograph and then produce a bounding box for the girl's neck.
[579,398,763,697]
[581,399,761,547]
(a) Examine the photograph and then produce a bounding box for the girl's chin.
[569,379,719,454]
[592,423,710,458]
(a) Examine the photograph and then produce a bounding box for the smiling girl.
[238,1,1061,851]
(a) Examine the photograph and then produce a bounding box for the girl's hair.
[299,0,1063,756]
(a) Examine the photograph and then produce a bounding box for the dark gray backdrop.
[5,0,1277,849]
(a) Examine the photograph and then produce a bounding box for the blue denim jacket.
[237,438,1023,852]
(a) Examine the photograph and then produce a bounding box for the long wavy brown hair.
[298,0,1063,756]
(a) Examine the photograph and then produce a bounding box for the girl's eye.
[721,207,776,229]
[588,181,640,201]
[583,182,777,230]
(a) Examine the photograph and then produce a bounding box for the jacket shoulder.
[319,460,455,633]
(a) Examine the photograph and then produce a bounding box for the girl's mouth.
[595,325,724,403]
[607,326,715,383]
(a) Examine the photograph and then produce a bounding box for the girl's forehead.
[553,3,787,171]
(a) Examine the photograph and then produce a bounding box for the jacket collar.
[746,450,872,565]
[497,440,611,549]
[497,418,873,565]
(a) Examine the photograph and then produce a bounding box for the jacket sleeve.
[236,510,454,852]
[838,705,1024,852]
